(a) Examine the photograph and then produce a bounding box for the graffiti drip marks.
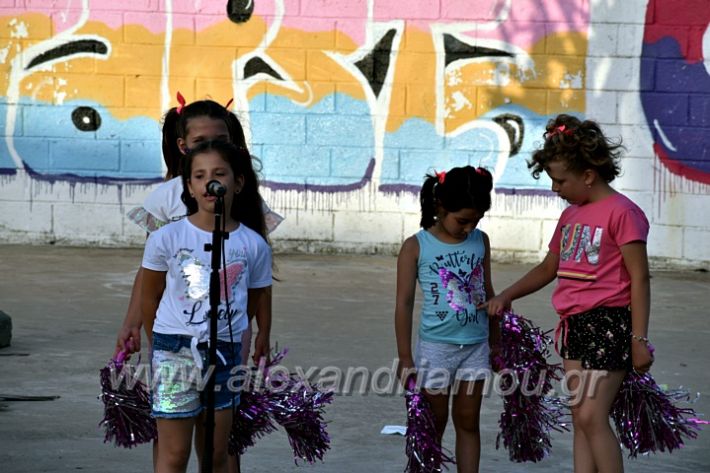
[244,56,284,80]
[25,40,109,70]
[226,0,255,24]
[354,29,397,98]
[71,107,102,132]
[443,34,514,68]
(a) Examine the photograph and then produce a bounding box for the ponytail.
[419,175,438,229]
[161,107,182,179]
[225,112,248,149]
[475,167,494,193]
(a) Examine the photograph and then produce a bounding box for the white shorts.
[415,339,491,389]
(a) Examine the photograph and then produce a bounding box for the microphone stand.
[202,195,228,473]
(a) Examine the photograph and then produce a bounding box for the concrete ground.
[0,245,708,473]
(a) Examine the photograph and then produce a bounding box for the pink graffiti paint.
[7,0,589,46]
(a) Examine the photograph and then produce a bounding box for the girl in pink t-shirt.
[484,114,653,473]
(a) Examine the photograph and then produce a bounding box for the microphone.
[206,180,226,197]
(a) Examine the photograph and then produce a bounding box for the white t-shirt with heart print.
[142,217,272,343]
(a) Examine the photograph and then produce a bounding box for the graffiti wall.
[0,0,708,266]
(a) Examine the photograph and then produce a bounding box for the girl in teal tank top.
[395,166,500,472]
[415,227,489,345]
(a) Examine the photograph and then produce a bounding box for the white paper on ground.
[380,425,407,435]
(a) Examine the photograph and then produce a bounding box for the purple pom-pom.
[611,370,702,457]
[228,349,334,463]
[99,355,157,448]
[270,383,334,464]
[229,388,277,456]
[496,311,567,462]
[404,380,455,473]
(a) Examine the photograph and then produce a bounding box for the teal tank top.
[415,228,489,345]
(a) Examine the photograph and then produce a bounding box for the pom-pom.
[228,349,334,464]
[99,352,157,448]
[269,379,334,464]
[404,378,455,473]
[495,311,567,462]
[228,388,277,456]
[611,370,703,457]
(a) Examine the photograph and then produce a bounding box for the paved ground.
[0,245,708,472]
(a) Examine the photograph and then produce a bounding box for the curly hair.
[529,114,623,182]
[420,166,494,229]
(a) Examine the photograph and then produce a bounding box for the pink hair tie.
[435,170,446,184]
[548,124,574,139]
[176,91,186,114]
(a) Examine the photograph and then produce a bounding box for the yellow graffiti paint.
[446,33,587,119]
[1,15,165,120]
[387,29,588,133]
[2,13,587,134]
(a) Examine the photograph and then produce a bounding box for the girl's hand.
[397,356,416,387]
[252,332,271,366]
[480,293,512,319]
[114,324,141,357]
[631,339,654,374]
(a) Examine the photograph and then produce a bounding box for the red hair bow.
[176,91,186,114]
[435,170,446,184]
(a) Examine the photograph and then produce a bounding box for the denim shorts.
[415,339,491,389]
[151,332,242,418]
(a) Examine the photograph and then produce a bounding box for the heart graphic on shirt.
[177,250,245,301]
[220,261,245,300]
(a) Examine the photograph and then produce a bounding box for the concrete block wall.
[585,0,710,268]
[0,0,708,268]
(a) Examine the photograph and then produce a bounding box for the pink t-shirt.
[548,192,649,316]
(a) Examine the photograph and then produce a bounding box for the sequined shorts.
[151,332,242,418]
[560,307,632,371]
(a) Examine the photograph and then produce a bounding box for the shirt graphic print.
[176,248,248,329]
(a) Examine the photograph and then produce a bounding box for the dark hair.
[419,166,494,229]
[529,114,623,182]
[180,140,267,241]
[162,100,247,179]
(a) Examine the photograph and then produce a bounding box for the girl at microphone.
[117,96,282,363]
[141,140,273,473]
